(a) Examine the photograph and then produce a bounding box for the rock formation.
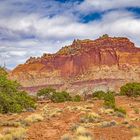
[9,36,140,93]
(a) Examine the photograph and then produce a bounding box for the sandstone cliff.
[9,36,140,93]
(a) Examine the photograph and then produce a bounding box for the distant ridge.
[9,35,140,93]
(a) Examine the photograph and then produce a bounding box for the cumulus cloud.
[0,0,140,69]
[78,0,140,13]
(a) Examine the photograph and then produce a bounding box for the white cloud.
[0,0,140,69]
[78,0,140,13]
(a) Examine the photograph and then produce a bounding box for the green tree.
[0,68,36,113]
[51,91,72,103]
[72,95,81,102]
[104,91,116,109]
[100,34,109,38]
[120,82,140,97]
[92,90,106,100]
[37,87,56,99]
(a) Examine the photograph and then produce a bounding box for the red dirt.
[25,96,140,140]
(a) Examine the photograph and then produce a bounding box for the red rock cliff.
[9,36,140,93]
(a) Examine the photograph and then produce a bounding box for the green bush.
[92,90,116,109]
[114,107,126,115]
[92,90,106,99]
[51,91,72,103]
[72,95,81,102]
[14,91,36,109]
[0,67,7,76]
[104,92,116,109]
[37,87,82,103]
[0,68,36,113]
[37,87,56,99]
[100,34,109,38]
[120,82,140,97]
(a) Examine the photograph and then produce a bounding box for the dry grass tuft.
[61,134,73,140]
[61,125,94,140]
[24,114,44,125]
[0,121,21,127]
[0,127,26,140]
[42,105,63,118]
[80,112,101,123]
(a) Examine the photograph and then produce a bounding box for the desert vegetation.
[100,34,109,38]
[92,90,126,116]
[120,82,140,97]
[0,68,140,140]
[0,67,36,113]
[37,87,81,103]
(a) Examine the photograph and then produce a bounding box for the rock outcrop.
[9,36,140,93]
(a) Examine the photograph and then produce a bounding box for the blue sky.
[0,0,140,69]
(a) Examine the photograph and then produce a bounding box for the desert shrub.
[75,126,93,140]
[100,34,109,38]
[37,87,82,103]
[1,127,26,140]
[0,91,36,113]
[42,105,63,118]
[134,108,140,114]
[92,90,106,99]
[93,91,116,109]
[37,87,56,99]
[61,126,93,140]
[114,107,126,115]
[15,91,36,109]
[104,92,116,109]
[0,69,36,113]
[24,114,44,125]
[73,95,81,102]
[61,134,72,140]
[120,82,140,97]
[51,91,72,103]
[80,112,100,123]
[0,121,21,127]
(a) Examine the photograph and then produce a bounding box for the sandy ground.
[1,96,140,140]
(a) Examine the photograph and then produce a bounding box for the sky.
[0,0,140,69]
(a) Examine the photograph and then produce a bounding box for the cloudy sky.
[0,0,140,69]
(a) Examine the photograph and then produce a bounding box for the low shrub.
[42,106,63,118]
[73,95,81,102]
[51,91,72,103]
[37,87,56,99]
[24,114,44,125]
[92,90,106,100]
[76,135,92,140]
[61,126,94,140]
[114,107,126,115]
[75,126,93,140]
[0,91,36,113]
[80,112,101,123]
[100,34,109,38]
[120,82,140,97]
[1,127,26,140]
[0,121,21,127]
[134,108,140,114]
[100,108,114,115]
[103,92,116,109]
[61,134,72,140]
[0,68,36,114]
[37,87,82,103]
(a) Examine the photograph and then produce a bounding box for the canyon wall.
[9,36,140,93]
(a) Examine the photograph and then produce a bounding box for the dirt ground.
[1,96,140,140]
